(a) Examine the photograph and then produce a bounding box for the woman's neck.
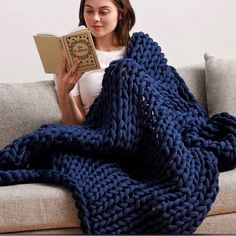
[94,34,123,52]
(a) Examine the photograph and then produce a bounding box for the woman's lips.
[91,25,102,29]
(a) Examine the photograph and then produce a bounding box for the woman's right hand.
[55,57,83,96]
[54,57,86,125]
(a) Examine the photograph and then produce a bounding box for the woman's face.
[83,0,119,39]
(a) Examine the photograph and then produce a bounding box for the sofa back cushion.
[177,64,207,111]
[0,65,207,149]
[204,53,236,117]
[0,80,61,149]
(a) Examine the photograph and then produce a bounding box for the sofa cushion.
[1,169,235,233]
[204,53,236,117]
[208,169,236,216]
[0,80,61,149]
[0,184,80,233]
[177,64,207,111]
[195,212,236,234]
[15,227,83,234]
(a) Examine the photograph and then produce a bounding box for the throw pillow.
[204,53,236,117]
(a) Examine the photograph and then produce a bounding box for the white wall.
[132,0,236,67]
[1,0,236,83]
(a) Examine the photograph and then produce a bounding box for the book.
[33,28,100,74]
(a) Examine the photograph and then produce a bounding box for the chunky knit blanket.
[1,32,236,234]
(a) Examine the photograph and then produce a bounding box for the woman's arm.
[57,94,86,125]
[55,57,86,125]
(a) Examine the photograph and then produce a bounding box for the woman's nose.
[93,14,100,22]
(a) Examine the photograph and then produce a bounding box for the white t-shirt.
[70,47,125,114]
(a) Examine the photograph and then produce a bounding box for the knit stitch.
[1,32,236,234]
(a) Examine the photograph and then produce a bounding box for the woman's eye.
[85,10,93,14]
[100,11,108,15]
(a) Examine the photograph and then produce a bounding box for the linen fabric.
[0,81,61,149]
[204,53,236,117]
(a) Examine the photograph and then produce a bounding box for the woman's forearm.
[57,93,86,125]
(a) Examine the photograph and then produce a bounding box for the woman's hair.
[78,0,136,46]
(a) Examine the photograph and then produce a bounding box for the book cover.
[33,28,100,74]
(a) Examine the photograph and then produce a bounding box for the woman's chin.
[91,31,105,38]
[88,28,104,36]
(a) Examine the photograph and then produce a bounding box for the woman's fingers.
[57,58,82,86]
[68,59,81,76]
[68,59,84,84]
[55,58,83,94]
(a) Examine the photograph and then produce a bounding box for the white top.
[70,47,126,114]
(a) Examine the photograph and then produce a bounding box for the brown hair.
[78,0,136,46]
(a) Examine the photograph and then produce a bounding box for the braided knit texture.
[1,32,236,234]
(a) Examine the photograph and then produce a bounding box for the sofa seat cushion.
[0,169,235,233]
[196,212,236,234]
[0,184,80,233]
[208,169,236,216]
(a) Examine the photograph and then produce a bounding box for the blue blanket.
[1,32,236,234]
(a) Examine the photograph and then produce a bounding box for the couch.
[0,53,236,234]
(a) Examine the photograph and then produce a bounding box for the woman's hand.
[54,57,86,125]
[55,57,83,96]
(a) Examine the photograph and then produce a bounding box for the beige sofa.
[0,54,236,234]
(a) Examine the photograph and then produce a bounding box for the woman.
[55,0,135,125]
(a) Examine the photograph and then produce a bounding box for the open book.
[33,28,100,74]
